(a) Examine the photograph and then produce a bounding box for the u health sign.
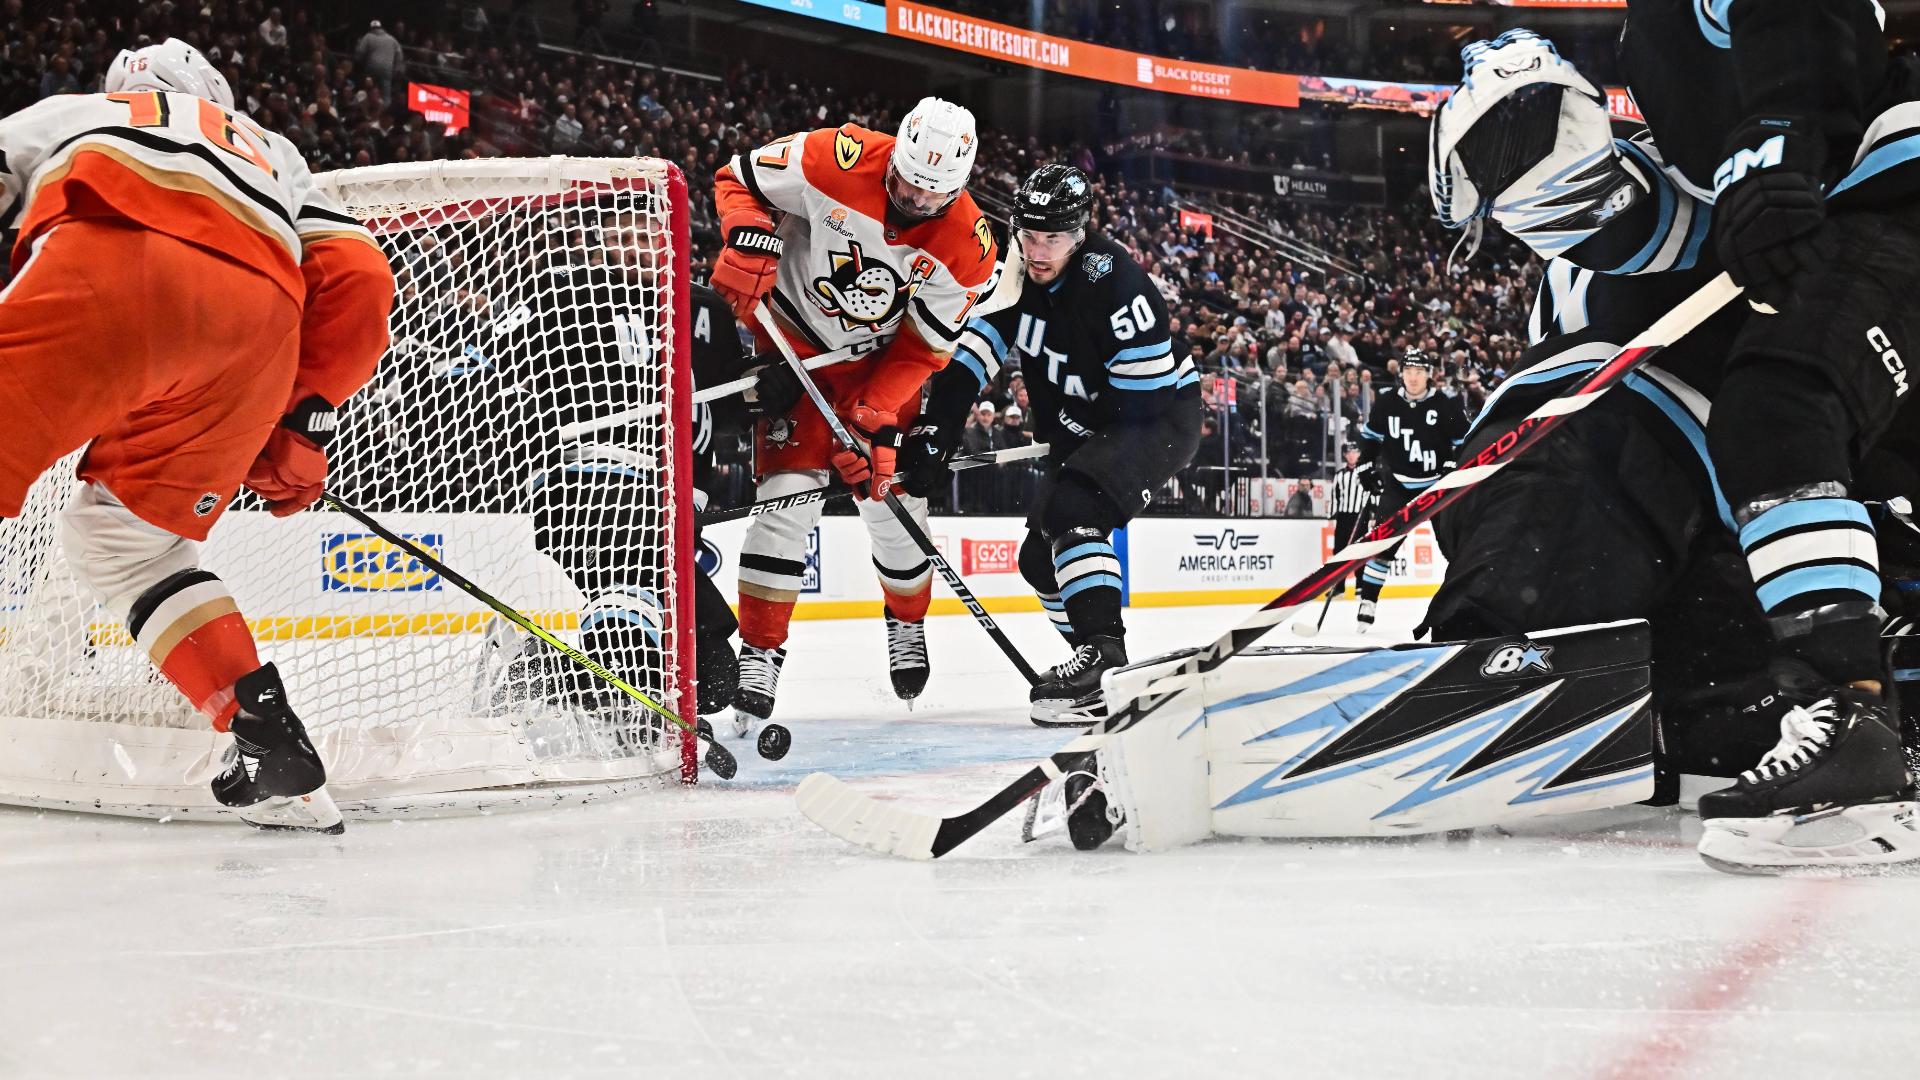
[887,2,1299,108]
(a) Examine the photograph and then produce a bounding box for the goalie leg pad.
[737,470,828,649]
[1096,621,1658,850]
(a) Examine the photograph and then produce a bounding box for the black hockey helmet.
[1400,347,1436,372]
[1012,163,1094,233]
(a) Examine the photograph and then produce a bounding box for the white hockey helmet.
[891,97,978,195]
[104,37,234,110]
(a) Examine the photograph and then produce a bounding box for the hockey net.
[0,157,698,820]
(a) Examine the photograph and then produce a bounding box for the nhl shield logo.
[194,492,221,517]
[1082,252,1113,282]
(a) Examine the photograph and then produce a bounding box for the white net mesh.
[0,157,695,819]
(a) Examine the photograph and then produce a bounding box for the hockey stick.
[795,272,1742,859]
[753,304,1043,686]
[695,442,1051,527]
[1292,504,1373,639]
[319,493,741,780]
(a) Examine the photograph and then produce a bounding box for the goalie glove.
[830,404,904,501]
[1430,30,1644,261]
[245,394,337,517]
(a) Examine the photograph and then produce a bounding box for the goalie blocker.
[1046,621,1656,852]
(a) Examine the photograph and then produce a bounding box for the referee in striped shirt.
[1328,444,1375,560]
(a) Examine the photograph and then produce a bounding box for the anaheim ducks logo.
[834,129,863,170]
[811,240,909,333]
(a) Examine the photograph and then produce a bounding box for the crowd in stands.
[3,0,1540,517]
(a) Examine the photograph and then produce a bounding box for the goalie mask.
[1429,30,1640,259]
[104,37,234,110]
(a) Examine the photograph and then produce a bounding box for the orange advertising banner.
[886,2,1300,108]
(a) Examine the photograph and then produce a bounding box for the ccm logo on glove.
[1714,133,1785,195]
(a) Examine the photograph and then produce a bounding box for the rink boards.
[701,514,1448,621]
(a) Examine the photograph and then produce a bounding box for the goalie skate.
[1697,679,1920,874]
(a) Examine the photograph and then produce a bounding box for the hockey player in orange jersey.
[0,39,393,832]
[711,97,999,734]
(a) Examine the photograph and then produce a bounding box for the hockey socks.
[1038,591,1074,640]
[1357,556,1392,606]
[1051,527,1123,641]
[127,569,262,730]
[1736,488,1886,685]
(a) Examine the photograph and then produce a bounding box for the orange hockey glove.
[710,209,784,321]
[830,405,904,501]
[245,395,336,516]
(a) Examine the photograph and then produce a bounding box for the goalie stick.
[753,304,1043,686]
[795,272,1742,859]
[320,494,741,781]
[696,442,1051,527]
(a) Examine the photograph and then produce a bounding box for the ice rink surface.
[4,598,1919,1079]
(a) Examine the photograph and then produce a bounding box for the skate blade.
[1698,801,1920,876]
[1029,698,1105,729]
[236,787,345,835]
[730,709,760,739]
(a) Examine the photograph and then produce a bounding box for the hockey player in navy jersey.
[1429,17,1920,872]
[900,164,1202,725]
[1353,349,1468,631]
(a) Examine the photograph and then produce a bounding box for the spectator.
[259,7,287,50]
[550,101,584,150]
[38,54,78,98]
[962,401,999,457]
[354,20,404,103]
[1000,406,1031,447]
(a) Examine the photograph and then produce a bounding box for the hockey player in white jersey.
[0,40,395,832]
[709,97,999,734]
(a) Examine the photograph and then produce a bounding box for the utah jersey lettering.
[1360,387,1470,491]
[936,232,1199,449]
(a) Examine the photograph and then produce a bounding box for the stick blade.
[796,772,941,860]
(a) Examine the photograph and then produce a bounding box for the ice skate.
[1029,635,1126,727]
[1697,670,1919,874]
[732,643,786,737]
[211,663,344,835]
[1356,598,1378,633]
[885,611,930,704]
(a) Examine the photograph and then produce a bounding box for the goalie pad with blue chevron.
[1095,620,1655,851]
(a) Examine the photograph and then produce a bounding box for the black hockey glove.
[1358,463,1383,494]
[741,357,803,420]
[1711,118,1840,313]
[897,420,961,498]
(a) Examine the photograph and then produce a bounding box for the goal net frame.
[0,156,699,821]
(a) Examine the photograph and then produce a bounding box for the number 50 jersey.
[935,231,1199,447]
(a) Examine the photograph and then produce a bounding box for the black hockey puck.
[757,723,792,761]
